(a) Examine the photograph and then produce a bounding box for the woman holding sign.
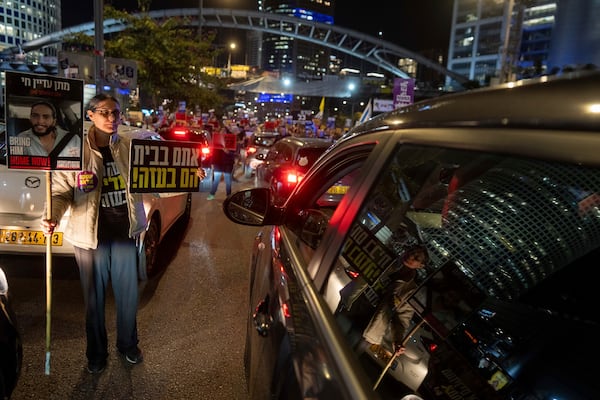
[41,93,206,374]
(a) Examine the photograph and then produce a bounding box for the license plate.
[0,229,63,246]
[327,185,349,195]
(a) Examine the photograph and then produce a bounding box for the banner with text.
[393,78,415,110]
[129,139,202,193]
[212,132,237,150]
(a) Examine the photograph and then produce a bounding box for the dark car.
[222,72,600,400]
[157,123,212,171]
[0,267,22,399]
[158,122,211,152]
[243,131,281,178]
[256,137,333,204]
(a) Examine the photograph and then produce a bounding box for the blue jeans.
[74,238,139,363]
[210,170,232,196]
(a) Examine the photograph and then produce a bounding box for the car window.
[323,144,600,396]
[292,164,363,257]
[296,147,327,170]
[264,146,279,162]
[276,143,292,163]
[253,135,279,147]
[283,144,374,269]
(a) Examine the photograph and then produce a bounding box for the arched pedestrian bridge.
[9,8,469,84]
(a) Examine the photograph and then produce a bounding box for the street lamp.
[227,42,236,77]
[93,0,104,94]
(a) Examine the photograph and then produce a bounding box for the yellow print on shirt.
[101,161,127,207]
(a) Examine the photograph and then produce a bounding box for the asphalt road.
[2,178,259,400]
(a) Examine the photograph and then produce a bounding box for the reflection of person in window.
[17,101,80,157]
[357,244,429,357]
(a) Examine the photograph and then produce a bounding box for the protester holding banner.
[17,100,81,158]
[40,93,206,374]
[207,131,237,200]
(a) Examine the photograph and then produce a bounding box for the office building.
[446,0,600,89]
[446,0,557,88]
[0,0,60,62]
[259,0,334,80]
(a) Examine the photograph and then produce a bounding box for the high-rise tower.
[260,0,335,80]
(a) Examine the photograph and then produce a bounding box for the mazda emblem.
[25,176,41,188]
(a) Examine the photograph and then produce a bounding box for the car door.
[245,141,380,399]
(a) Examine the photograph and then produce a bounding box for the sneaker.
[87,359,107,374]
[206,194,215,200]
[120,347,144,364]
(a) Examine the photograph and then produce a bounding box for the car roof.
[331,71,600,167]
[278,136,333,149]
[351,71,600,134]
[253,131,280,137]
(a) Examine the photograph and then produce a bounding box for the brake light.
[201,146,211,156]
[285,171,299,184]
[246,146,257,155]
[173,128,187,137]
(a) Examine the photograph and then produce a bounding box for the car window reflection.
[323,144,600,392]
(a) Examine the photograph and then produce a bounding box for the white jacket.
[46,125,147,250]
[362,277,418,352]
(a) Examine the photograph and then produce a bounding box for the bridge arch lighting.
[7,8,469,85]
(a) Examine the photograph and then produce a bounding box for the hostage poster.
[5,71,84,171]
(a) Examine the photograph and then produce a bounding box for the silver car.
[242,131,281,178]
[223,71,600,399]
[0,122,191,278]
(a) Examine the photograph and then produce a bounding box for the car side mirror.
[223,188,271,226]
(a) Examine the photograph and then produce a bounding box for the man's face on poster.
[30,103,56,137]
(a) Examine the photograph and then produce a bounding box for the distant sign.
[373,98,394,113]
[212,132,237,150]
[129,139,202,193]
[393,78,415,109]
[58,51,137,90]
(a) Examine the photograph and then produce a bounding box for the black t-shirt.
[211,147,236,172]
[98,146,129,240]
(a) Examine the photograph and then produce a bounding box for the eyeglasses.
[93,108,121,119]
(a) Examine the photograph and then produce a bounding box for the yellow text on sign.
[131,144,201,167]
[131,167,201,190]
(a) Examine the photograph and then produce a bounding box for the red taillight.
[285,171,299,184]
[201,147,210,156]
[246,146,257,155]
[173,128,187,137]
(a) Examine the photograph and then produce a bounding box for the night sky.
[61,0,454,53]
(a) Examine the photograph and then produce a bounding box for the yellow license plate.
[327,185,349,195]
[0,229,63,246]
